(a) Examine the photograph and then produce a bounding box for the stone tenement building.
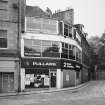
[0,1,92,93]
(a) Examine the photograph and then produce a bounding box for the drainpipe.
[17,0,21,92]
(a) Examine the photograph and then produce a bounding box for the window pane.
[69,55,75,60]
[69,50,73,55]
[32,40,41,46]
[64,29,68,36]
[32,46,41,53]
[42,46,52,53]
[51,47,59,52]
[64,24,68,29]
[0,38,7,48]
[62,48,68,54]
[61,53,68,59]
[69,45,72,49]
[24,39,33,56]
[62,42,65,48]
[52,41,59,47]
[24,39,32,48]
[43,52,60,57]
[24,45,41,57]
[65,43,68,49]
[42,40,51,46]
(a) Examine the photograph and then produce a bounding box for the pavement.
[0,81,89,97]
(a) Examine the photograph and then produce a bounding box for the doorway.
[50,70,56,87]
[0,72,14,93]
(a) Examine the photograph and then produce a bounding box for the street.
[0,81,105,105]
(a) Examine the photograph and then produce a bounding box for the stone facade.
[0,0,20,93]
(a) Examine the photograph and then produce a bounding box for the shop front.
[21,58,82,91]
[61,59,82,87]
[21,58,61,91]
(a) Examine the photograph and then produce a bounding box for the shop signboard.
[61,60,75,70]
[21,58,60,69]
[61,59,82,70]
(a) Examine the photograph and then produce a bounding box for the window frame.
[0,29,8,49]
[63,23,73,38]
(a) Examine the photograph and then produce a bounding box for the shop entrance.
[50,70,56,87]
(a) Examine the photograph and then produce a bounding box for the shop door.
[50,71,56,87]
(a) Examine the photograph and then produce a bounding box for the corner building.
[20,8,82,91]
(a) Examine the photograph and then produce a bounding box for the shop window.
[0,30,7,48]
[25,69,50,88]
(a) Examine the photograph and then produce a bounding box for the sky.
[26,0,105,38]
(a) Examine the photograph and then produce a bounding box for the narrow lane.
[0,81,105,105]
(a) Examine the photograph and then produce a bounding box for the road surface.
[0,81,105,105]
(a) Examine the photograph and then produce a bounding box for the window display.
[25,73,50,88]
